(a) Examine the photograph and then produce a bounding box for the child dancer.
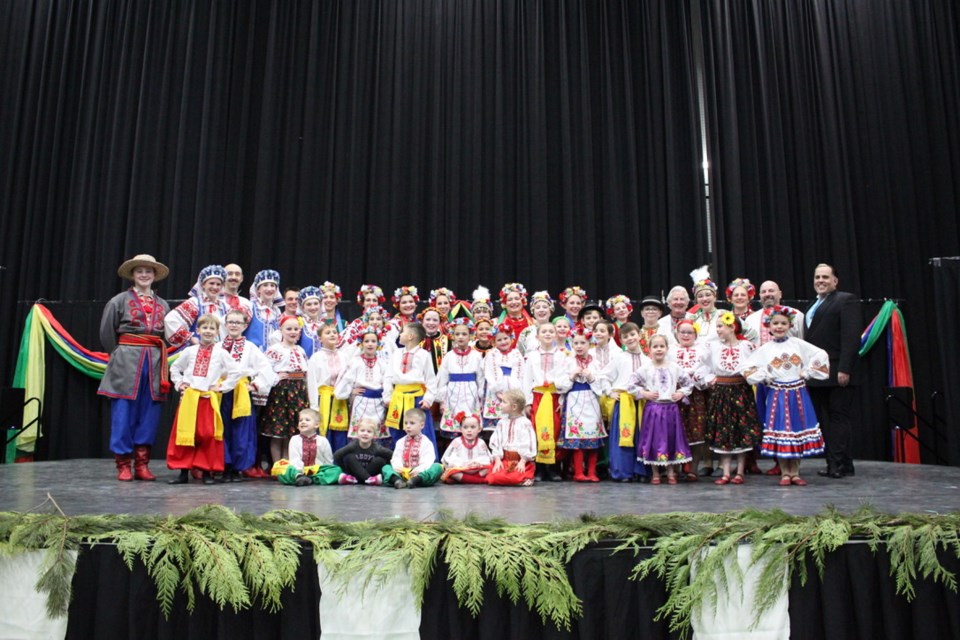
[669,319,709,481]
[605,323,651,482]
[576,304,606,332]
[471,319,495,354]
[295,286,325,357]
[552,316,573,353]
[307,324,350,452]
[383,322,439,453]
[344,284,386,345]
[247,270,283,350]
[559,328,607,482]
[260,314,310,465]
[271,409,341,486]
[523,321,572,481]
[335,328,390,442]
[486,389,538,486]
[437,319,485,451]
[419,307,449,373]
[725,278,760,343]
[383,408,444,488]
[517,291,554,356]
[699,312,762,485]
[741,306,829,486]
[481,324,524,431]
[628,334,693,484]
[167,315,240,484]
[333,419,394,485]
[220,310,278,480]
[590,319,620,425]
[440,413,493,484]
[605,294,634,328]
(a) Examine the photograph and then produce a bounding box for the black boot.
[168,469,189,484]
[202,471,216,485]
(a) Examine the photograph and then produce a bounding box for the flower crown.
[318,281,342,300]
[718,311,743,335]
[725,278,755,301]
[499,283,527,305]
[417,306,444,322]
[454,411,482,427]
[392,285,420,308]
[471,286,492,309]
[762,305,797,325]
[559,286,588,304]
[429,288,457,305]
[362,305,389,323]
[605,294,633,314]
[448,317,475,333]
[689,265,717,295]
[529,290,555,311]
[356,285,385,305]
[572,326,593,341]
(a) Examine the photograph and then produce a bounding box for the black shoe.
[168,470,189,485]
[842,465,856,477]
[817,468,844,479]
[699,467,715,477]
[294,474,313,487]
[407,476,424,488]
[392,478,407,489]
[202,472,216,485]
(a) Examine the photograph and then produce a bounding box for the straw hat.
[117,254,169,281]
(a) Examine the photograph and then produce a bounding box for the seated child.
[440,413,492,484]
[486,389,537,486]
[382,408,443,489]
[333,419,395,485]
[271,408,341,486]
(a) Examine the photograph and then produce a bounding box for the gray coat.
[97,289,171,400]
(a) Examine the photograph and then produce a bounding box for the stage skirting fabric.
[1,508,959,639]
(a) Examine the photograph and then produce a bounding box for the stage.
[1,459,958,521]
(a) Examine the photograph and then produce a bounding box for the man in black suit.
[805,264,861,478]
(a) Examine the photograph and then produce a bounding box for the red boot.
[115,454,133,482]
[585,450,600,482]
[133,446,157,481]
[571,450,588,482]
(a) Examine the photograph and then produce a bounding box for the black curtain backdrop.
[64,542,960,639]
[931,258,960,466]
[2,0,960,464]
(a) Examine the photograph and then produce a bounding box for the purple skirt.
[637,402,692,466]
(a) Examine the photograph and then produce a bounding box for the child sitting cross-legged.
[382,408,444,489]
[271,408,342,486]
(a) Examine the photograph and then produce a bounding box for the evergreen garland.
[0,505,958,637]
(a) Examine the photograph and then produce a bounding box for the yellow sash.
[616,391,638,448]
[232,377,252,419]
[385,383,426,429]
[533,384,557,464]
[599,395,616,423]
[176,388,224,446]
[317,385,349,435]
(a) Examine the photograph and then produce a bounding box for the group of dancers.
[98,255,831,489]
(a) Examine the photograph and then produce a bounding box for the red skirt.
[486,451,535,485]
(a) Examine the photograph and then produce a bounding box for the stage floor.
[0,459,957,522]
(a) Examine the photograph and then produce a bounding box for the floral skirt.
[679,387,707,446]
[705,382,761,454]
[259,378,308,439]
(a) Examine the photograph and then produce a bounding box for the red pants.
[167,397,225,471]
[486,452,535,485]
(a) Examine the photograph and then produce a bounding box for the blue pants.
[220,391,258,470]
[109,366,162,455]
[327,429,349,453]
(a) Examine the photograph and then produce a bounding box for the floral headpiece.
[718,311,744,336]
[499,283,528,305]
[298,286,322,305]
[417,306,444,322]
[448,317,474,333]
[529,290,555,312]
[356,285,385,306]
[392,285,420,309]
[763,305,797,325]
[558,286,588,304]
[319,281,342,300]
[571,325,593,341]
[474,318,494,330]
[489,323,509,337]
[454,411,482,427]
[725,278,756,301]
[362,305,389,323]
[189,264,227,298]
[689,265,717,296]
[249,269,282,304]
[605,294,634,315]
[471,286,492,311]
[429,288,457,306]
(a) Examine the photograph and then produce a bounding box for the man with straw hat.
[97,254,171,481]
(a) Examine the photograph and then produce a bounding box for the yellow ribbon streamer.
[176,388,224,446]
[232,377,252,419]
[317,385,349,435]
[533,384,557,464]
[385,383,426,429]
